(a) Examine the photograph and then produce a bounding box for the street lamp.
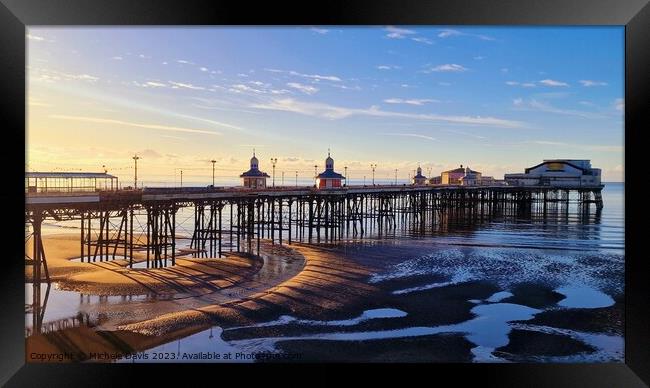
[314,165,318,186]
[295,171,298,187]
[211,159,216,186]
[270,158,278,187]
[180,170,183,188]
[344,166,348,184]
[132,155,140,189]
[394,169,398,185]
[370,163,377,185]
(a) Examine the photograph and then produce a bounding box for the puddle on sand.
[555,285,615,309]
[118,326,253,363]
[510,323,624,362]
[486,291,514,303]
[141,302,540,362]
[25,283,150,330]
[227,308,408,330]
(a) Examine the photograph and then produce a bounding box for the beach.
[26,234,623,363]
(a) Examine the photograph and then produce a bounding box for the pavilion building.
[315,151,345,189]
[240,151,270,189]
[412,166,427,185]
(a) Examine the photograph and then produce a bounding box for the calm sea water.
[29,183,624,362]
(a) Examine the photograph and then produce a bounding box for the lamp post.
[344,166,348,185]
[314,165,318,186]
[370,163,377,185]
[270,158,278,187]
[211,159,216,186]
[180,170,183,188]
[395,169,398,185]
[295,171,298,187]
[132,155,140,189]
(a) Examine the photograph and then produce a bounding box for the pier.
[25,184,604,283]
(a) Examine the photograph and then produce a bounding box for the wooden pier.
[25,184,604,283]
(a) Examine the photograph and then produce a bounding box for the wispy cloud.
[287,82,319,95]
[427,64,468,73]
[132,81,168,88]
[385,26,416,39]
[169,81,205,90]
[328,83,361,91]
[31,68,100,83]
[444,129,487,140]
[27,34,46,41]
[505,81,536,87]
[383,26,433,45]
[27,33,55,43]
[264,68,342,82]
[384,133,437,141]
[614,98,624,111]
[411,37,433,45]
[579,80,608,87]
[530,140,622,152]
[251,98,524,128]
[384,98,439,106]
[514,99,605,119]
[228,83,290,95]
[539,79,569,87]
[50,115,221,136]
[376,65,401,70]
[176,59,195,65]
[310,27,329,34]
[437,29,495,41]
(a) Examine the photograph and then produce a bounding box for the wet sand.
[26,235,277,296]
[26,235,623,363]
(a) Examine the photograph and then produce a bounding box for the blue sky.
[27,26,624,184]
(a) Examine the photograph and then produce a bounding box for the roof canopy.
[240,169,270,178]
[317,170,345,179]
[26,172,117,179]
[443,167,479,174]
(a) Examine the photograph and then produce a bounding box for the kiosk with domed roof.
[240,150,270,188]
[412,165,427,185]
[316,150,345,189]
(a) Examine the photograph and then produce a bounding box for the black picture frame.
[1,0,648,386]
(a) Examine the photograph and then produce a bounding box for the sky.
[26,26,624,186]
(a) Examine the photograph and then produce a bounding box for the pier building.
[240,151,270,189]
[504,159,602,187]
[315,151,345,189]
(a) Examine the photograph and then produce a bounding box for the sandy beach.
[26,232,623,363]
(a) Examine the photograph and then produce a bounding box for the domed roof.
[251,154,259,165]
[325,149,334,170]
